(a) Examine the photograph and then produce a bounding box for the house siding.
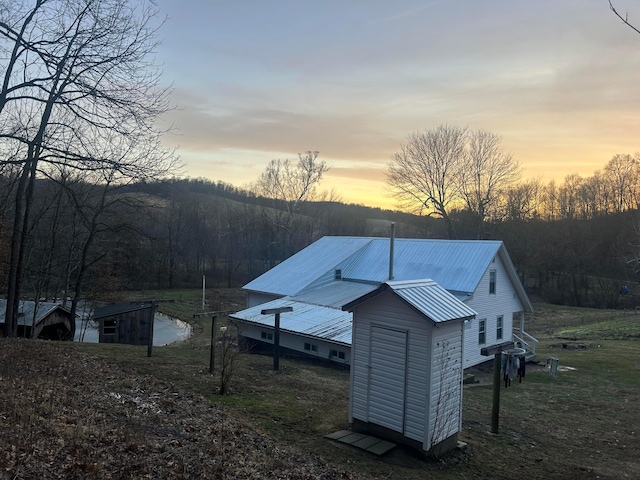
[236,321,350,364]
[247,292,282,308]
[463,254,525,368]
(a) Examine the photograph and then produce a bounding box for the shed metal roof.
[342,279,476,323]
[386,279,476,323]
[93,302,153,319]
[0,300,71,326]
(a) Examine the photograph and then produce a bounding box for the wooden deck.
[324,430,396,456]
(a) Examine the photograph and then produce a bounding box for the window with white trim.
[496,315,503,340]
[331,349,346,360]
[479,319,486,345]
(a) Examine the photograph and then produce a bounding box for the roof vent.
[389,222,395,281]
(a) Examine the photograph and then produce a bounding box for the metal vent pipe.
[389,222,395,281]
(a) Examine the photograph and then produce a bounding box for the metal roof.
[243,237,373,297]
[341,238,502,293]
[244,236,532,314]
[0,300,71,326]
[93,302,153,319]
[230,297,354,345]
[291,281,378,309]
[386,279,476,323]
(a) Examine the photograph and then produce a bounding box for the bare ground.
[0,338,358,480]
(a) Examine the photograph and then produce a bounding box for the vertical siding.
[350,291,434,444]
[464,255,525,368]
[428,321,463,447]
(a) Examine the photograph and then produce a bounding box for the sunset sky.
[155,1,640,209]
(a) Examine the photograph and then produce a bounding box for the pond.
[74,313,192,345]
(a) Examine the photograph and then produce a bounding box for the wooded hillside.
[1,175,639,310]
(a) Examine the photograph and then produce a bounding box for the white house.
[344,279,475,454]
[232,235,535,369]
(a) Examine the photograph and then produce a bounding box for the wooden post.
[491,352,502,434]
[147,303,156,358]
[261,307,293,371]
[192,310,234,375]
[481,340,513,434]
[209,315,217,374]
[273,312,281,370]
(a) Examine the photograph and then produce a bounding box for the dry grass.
[1,290,639,479]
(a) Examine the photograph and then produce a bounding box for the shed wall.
[350,291,437,444]
[428,320,464,447]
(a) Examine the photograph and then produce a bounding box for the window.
[478,319,486,345]
[489,269,496,294]
[261,331,273,341]
[331,349,346,360]
[496,315,503,340]
[304,342,317,352]
[334,269,342,280]
[103,319,116,335]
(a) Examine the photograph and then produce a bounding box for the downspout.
[389,222,395,281]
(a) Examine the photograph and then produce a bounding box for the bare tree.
[503,178,544,221]
[605,153,639,213]
[387,125,467,239]
[0,0,178,336]
[460,129,520,237]
[251,151,327,257]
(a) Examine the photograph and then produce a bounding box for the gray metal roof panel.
[341,238,502,293]
[386,279,476,323]
[243,237,373,297]
[0,300,70,326]
[292,281,379,309]
[231,298,354,345]
[93,302,152,319]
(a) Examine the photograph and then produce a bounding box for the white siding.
[350,291,435,444]
[428,320,463,447]
[235,321,350,363]
[464,255,525,368]
[247,292,282,308]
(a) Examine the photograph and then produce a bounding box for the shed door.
[368,326,407,433]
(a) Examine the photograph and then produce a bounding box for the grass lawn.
[12,289,640,479]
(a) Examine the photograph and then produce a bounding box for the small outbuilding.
[0,300,73,340]
[94,302,155,345]
[343,279,476,455]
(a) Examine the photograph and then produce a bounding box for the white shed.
[343,279,476,455]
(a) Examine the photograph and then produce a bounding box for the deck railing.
[513,329,539,359]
